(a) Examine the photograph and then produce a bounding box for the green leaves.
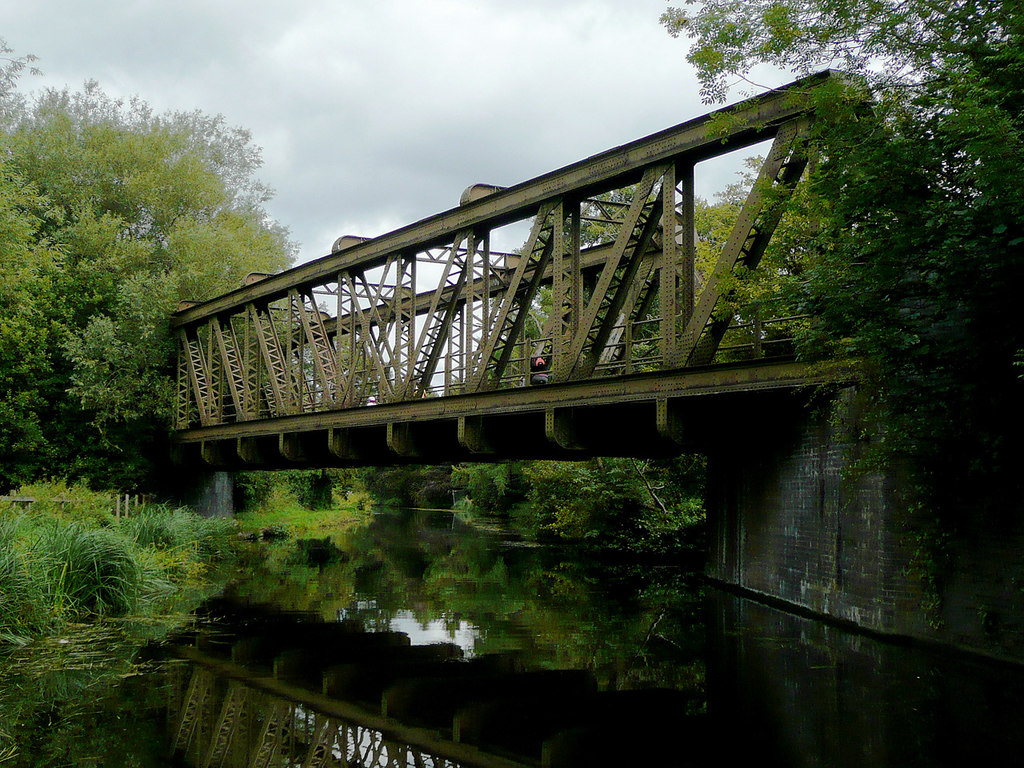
[0,68,295,491]
[663,0,1024,515]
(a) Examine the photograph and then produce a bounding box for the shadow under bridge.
[171,72,849,470]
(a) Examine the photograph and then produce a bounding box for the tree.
[662,0,1024,514]
[0,156,52,489]
[0,54,294,491]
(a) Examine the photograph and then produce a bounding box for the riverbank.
[0,481,236,644]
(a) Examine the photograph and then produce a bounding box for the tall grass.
[0,495,237,642]
[38,522,140,618]
[0,518,49,639]
[119,505,234,558]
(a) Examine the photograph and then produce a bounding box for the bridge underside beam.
[171,360,841,470]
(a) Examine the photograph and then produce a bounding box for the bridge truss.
[172,72,843,468]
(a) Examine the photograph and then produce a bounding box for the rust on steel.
[172,72,844,463]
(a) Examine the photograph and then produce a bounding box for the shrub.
[361,465,453,508]
[34,522,140,619]
[235,472,276,511]
[4,480,113,526]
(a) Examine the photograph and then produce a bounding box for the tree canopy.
[663,1,1024,512]
[0,41,294,492]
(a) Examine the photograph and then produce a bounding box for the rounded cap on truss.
[243,272,273,286]
[459,183,506,206]
[332,235,371,254]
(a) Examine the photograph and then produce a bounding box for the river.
[2,507,1023,767]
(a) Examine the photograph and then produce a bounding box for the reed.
[119,505,234,559]
[0,495,237,641]
[36,521,140,619]
[0,518,50,638]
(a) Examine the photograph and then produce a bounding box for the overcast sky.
[2,1,792,265]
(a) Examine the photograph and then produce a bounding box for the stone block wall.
[706,388,1024,661]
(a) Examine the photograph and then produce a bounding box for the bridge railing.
[172,72,839,430]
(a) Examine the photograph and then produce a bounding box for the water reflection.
[226,508,706,693]
[166,604,695,767]
[707,590,1024,767]
[5,508,1024,766]
[385,610,479,655]
[167,661,473,768]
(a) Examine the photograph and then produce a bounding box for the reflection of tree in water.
[229,508,705,697]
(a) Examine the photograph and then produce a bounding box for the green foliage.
[451,462,524,514]
[119,505,234,559]
[360,465,455,509]
[235,469,357,513]
[0,50,294,492]
[286,470,336,510]
[235,487,373,548]
[235,471,278,511]
[0,519,48,639]
[662,0,1024,516]
[2,479,113,526]
[0,485,237,641]
[523,460,643,542]
[451,456,707,553]
[35,522,141,619]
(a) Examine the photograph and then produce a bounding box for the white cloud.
[4,0,774,264]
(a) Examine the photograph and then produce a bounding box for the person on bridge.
[530,356,551,386]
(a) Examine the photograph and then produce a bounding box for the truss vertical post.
[549,200,570,379]
[660,162,695,369]
[176,338,190,429]
[482,232,491,345]
[679,162,696,335]
[568,206,582,371]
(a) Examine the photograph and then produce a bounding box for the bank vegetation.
[0,482,235,643]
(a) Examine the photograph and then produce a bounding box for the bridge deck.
[172,359,845,469]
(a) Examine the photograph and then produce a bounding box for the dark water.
[3,508,1024,767]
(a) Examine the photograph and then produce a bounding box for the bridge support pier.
[176,470,235,519]
[707,388,1024,661]
[707,389,926,638]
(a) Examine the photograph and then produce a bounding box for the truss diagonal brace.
[682,118,811,366]
[565,165,668,379]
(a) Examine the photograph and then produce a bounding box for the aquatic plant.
[119,504,234,558]
[0,518,49,638]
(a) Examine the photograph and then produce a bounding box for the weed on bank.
[0,482,235,643]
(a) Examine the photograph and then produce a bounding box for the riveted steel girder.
[172,73,839,447]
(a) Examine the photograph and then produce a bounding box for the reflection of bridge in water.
[171,72,850,471]
[166,606,699,767]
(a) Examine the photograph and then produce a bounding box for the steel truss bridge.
[172,72,845,470]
